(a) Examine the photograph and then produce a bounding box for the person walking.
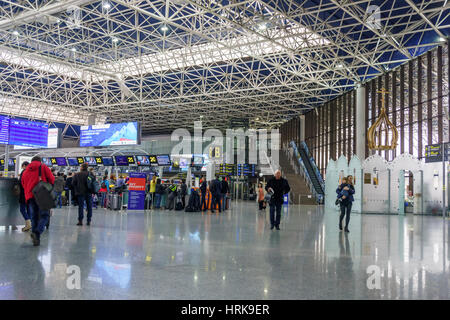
[200,176,207,212]
[149,175,157,208]
[220,177,230,210]
[154,178,164,209]
[18,162,31,232]
[210,176,222,213]
[73,163,93,226]
[336,176,355,233]
[65,172,75,205]
[265,170,291,230]
[53,172,65,208]
[180,179,187,209]
[257,183,266,210]
[21,156,55,246]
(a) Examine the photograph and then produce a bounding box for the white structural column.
[355,84,366,161]
[299,115,305,141]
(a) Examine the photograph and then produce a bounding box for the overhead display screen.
[102,157,114,166]
[9,119,48,148]
[148,155,158,166]
[156,155,171,166]
[79,122,140,147]
[0,115,9,145]
[14,128,59,150]
[192,155,203,166]
[94,157,103,165]
[42,157,52,167]
[67,158,78,166]
[115,156,129,166]
[77,157,85,165]
[0,159,15,167]
[136,155,150,166]
[84,157,97,166]
[55,157,67,166]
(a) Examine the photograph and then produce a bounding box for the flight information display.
[9,119,48,148]
[55,157,67,166]
[136,155,150,166]
[67,158,79,166]
[84,157,97,166]
[102,157,114,166]
[0,115,9,144]
[80,122,140,147]
[76,157,85,165]
[115,156,129,166]
[156,155,171,166]
[14,128,59,150]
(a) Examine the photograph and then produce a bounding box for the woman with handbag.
[336,176,355,233]
[21,156,55,246]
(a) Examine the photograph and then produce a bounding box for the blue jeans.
[154,193,161,208]
[20,202,31,221]
[55,192,62,208]
[77,194,93,222]
[269,203,282,227]
[28,198,50,239]
[221,193,227,210]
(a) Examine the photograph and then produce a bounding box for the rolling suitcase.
[112,194,122,210]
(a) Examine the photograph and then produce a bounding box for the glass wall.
[280,43,449,177]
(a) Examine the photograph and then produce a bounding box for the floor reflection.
[0,203,448,299]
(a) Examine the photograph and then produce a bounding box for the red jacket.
[21,160,55,202]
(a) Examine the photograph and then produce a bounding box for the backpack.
[175,195,184,211]
[101,182,107,189]
[87,174,100,194]
[185,190,200,212]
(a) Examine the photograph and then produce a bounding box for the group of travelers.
[18,157,104,246]
[15,152,355,248]
[146,176,188,210]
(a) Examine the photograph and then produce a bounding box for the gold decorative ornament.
[367,88,399,150]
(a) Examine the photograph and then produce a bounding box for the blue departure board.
[9,119,48,148]
[0,116,9,144]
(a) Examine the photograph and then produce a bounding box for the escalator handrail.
[289,141,323,203]
[299,141,325,191]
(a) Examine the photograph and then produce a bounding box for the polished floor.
[0,201,449,300]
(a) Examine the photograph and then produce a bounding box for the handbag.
[32,165,57,211]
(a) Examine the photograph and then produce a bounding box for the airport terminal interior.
[0,0,449,300]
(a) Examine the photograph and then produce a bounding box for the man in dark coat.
[265,170,290,230]
[210,176,222,213]
[72,163,93,226]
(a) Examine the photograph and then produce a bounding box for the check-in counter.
[0,177,21,226]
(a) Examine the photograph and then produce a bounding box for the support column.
[356,84,366,161]
[299,115,305,142]
[87,114,96,126]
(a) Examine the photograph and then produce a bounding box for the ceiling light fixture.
[439,37,446,42]
[161,25,169,32]
[70,47,77,52]
[337,64,343,68]
[112,37,119,43]
[103,1,111,9]
[258,23,267,31]
[12,30,19,36]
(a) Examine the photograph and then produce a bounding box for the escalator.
[290,141,324,200]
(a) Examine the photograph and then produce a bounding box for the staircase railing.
[287,141,324,204]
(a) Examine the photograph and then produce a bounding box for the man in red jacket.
[21,156,55,246]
